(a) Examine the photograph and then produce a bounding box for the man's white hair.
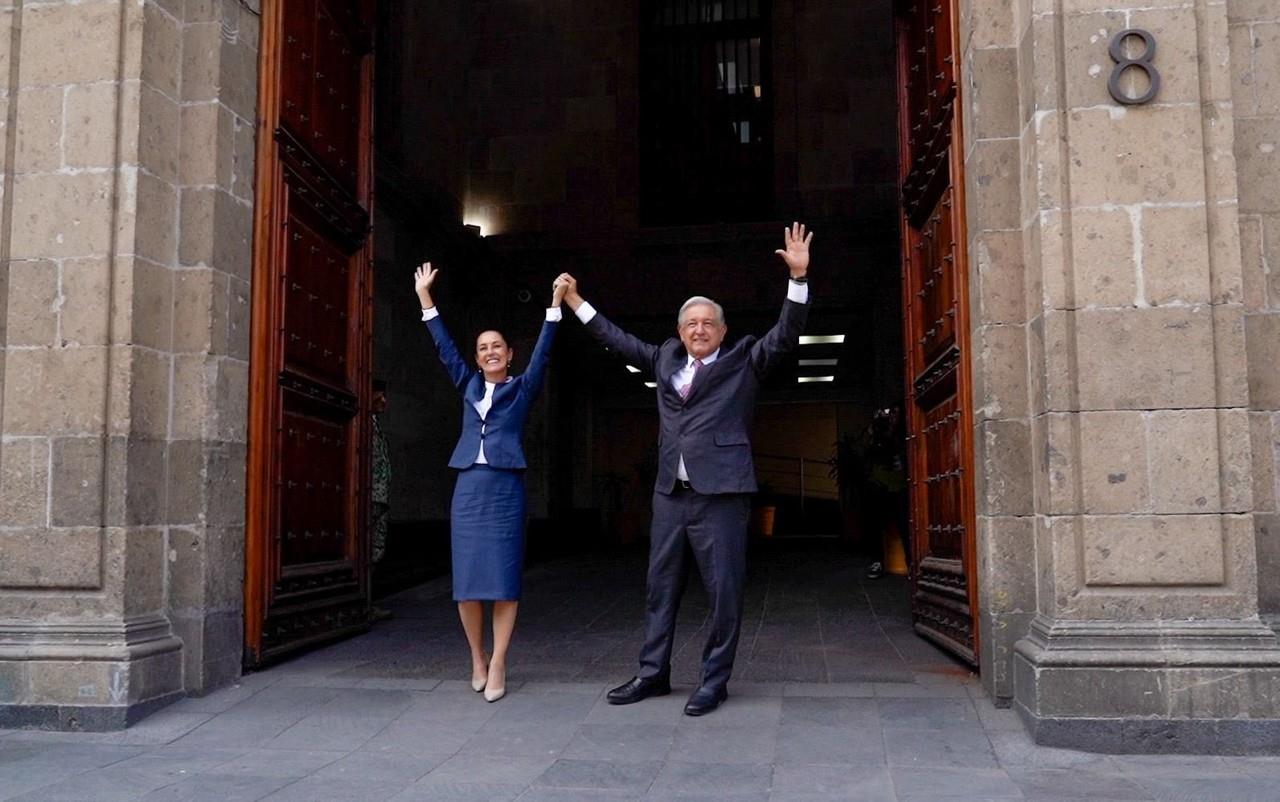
[678,296,725,327]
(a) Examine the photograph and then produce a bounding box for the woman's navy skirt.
[450,465,527,601]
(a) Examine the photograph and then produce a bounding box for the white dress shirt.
[572,280,810,482]
[672,349,719,481]
[420,305,563,465]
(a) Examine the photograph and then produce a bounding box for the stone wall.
[376,1,470,220]
[985,0,1280,751]
[0,0,257,727]
[961,0,1037,704]
[462,0,638,236]
[463,0,899,240]
[164,0,258,697]
[776,0,900,225]
[1230,0,1280,621]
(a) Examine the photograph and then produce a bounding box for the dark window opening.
[640,0,774,225]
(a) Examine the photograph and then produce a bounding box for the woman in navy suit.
[414,263,566,702]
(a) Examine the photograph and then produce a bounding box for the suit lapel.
[464,373,485,405]
[660,347,683,402]
[493,377,518,405]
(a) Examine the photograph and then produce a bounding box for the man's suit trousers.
[638,485,752,692]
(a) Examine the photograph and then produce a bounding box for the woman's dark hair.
[474,329,508,345]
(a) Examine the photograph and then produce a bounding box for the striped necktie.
[679,359,704,399]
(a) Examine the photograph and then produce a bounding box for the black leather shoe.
[683,685,728,716]
[606,675,671,705]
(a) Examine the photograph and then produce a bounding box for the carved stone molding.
[0,614,182,662]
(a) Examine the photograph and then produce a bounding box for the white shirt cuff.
[787,280,809,304]
[575,301,598,324]
[546,307,563,322]
[421,306,439,321]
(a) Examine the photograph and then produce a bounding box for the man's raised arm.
[557,272,660,376]
[752,222,814,376]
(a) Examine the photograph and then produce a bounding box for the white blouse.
[473,381,498,464]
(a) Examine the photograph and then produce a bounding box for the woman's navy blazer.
[424,313,558,470]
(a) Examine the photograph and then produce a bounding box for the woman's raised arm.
[520,276,568,401]
[415,263,473,393]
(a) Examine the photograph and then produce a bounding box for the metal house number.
[1108,28,1161,105]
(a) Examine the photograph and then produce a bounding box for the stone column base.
[0,615,184,731]
[1266,613,1280,635]
[1013,617,1280,754]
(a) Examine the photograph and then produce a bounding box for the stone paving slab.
[6,682,1280,800]
[4,548,1280,799]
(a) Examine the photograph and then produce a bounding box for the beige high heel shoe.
[471,654,489,693]
[483,662,506,702]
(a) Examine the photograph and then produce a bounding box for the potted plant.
[751,481,778,537]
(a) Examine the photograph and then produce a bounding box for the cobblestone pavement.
[3,542,1279,801]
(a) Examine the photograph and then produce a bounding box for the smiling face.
[678,303,727,360]
[475,330,513,380]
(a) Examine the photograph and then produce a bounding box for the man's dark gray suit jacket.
[584,297,810,495]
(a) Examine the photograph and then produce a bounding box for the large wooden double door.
[895,0,979,664]
[245,0,375,667]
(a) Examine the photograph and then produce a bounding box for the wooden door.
[245,0,375,667]
[894,0,979,665]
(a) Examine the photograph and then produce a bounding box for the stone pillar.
[962,0,1039,704]
[1229,1,1280,626]
[166,0,257,698]
[1002,0,1280,751]
[0,0,257,729]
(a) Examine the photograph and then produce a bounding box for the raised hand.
[551,276,568,307]
[556,272,583,311]
[415,262,438,307]
[775,222,813,278]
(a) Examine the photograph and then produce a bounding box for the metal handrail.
[753,450,834,465]
[752,452,839,512]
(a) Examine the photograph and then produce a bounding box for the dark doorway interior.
[330,541,967,686]
[365,1,935,671]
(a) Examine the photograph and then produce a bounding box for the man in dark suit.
[559,222,813,716]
